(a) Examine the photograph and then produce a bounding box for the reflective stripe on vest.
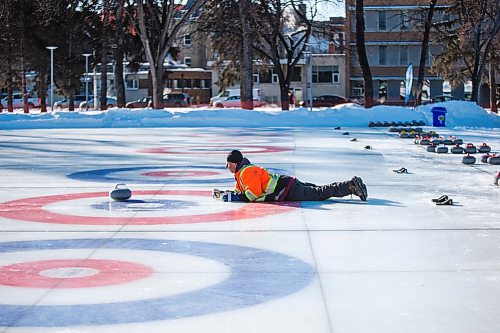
[238,165,280,202]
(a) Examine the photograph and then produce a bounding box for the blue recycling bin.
[431,106,447,127]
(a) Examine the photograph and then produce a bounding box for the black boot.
[348,176,368,201]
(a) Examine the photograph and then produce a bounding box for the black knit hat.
[226,150,243,163]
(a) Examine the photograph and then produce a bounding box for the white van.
[210,88,263,104]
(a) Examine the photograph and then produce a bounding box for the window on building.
[253,74,260,84]
[192,79,202,88]
[400,11,410,30]
[184,57,192,67]
[312,66,340,83]
[378,11,387,31]
[184,34,191,46]
[125,79,139,90]
[291,67,302,82]
[272,74,279,84]
[399,45,409,65]
[257,68,273,83]
[379,46,387,65]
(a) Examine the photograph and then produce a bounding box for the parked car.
[79,97,118,109]
[212,95,265,108]
[54,95,92,109]
[303,95,350,107]
[210,88,263,104]
[126,97,152,108]
[431,95,458,103]
[162,93,190,107]
[0,92,40,109]
[422,95,459,105]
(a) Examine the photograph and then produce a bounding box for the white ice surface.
[0,104,499,333]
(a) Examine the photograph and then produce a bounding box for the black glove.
[222,191,241,202]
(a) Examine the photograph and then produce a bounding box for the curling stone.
[419,139,431,145]
[408,131,417,138]
[418,120,426,126]
[427,144,436,152]
[451,145,464,154]
[368,121,375,127]
[389,127,399,132]
[383,121,390,127]
[431,139,442,145]
[442,139,453,145]
[462,154,476,165]
[399,132,409,139]
[464,143,477,154]
[478,143,491,153]
[436,146,448,154]
[109,184,132,201]
[489,155,500,165]
[415,127,423,133]
[481,154,491,163]
[453,138,463,145]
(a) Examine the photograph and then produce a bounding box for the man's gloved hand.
[222,191,241,202]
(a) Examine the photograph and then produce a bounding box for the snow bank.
[0,101,498,130]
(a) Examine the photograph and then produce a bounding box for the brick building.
[344,0,465,104]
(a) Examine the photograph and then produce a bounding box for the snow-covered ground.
[0,101,499,333]
[1,100,499,129]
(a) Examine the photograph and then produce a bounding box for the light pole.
[82,53,91,107]
[304,50,310,109]
[46,46,57,111]
[308,48,313,112]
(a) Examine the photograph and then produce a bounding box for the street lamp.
[303,48,313,112]
[82,53,91,107]
[46,46,57,111]
[307,48,313,112]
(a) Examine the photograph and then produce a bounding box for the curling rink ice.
[0,126,499,333]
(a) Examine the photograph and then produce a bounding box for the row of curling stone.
[369,120,426,127]
[461,154,500,165]
[398,129,437,138]
[422,141,499,165]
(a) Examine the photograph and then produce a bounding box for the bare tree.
[415,0,438,106]
[121,0,205,109]
[253,0,314,110]
[354,0,374,108]
[432,0,499,102]
[238,0,254,110]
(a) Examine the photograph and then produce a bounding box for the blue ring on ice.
[67,166,289,185]
[67,166,231,184]
[0,238,315,327]
[91,199,196,211]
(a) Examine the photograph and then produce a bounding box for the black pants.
[284,179,351,201]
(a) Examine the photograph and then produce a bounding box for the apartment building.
[345,0,463,104]
[207,16,348,105]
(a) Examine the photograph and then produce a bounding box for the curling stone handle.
[114,183,127,189]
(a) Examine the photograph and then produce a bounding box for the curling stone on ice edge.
[462,154,476,165]
[489,155,500,165]
[464,143,477,154]
[109,183,132,201]
[478,143,491,153]
[451,145,464,154]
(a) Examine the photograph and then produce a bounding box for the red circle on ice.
[140,170,220,178]
[0,259,153,288]
[0,190,297,225]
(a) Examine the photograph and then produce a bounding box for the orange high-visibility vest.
[234,164,279,201]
